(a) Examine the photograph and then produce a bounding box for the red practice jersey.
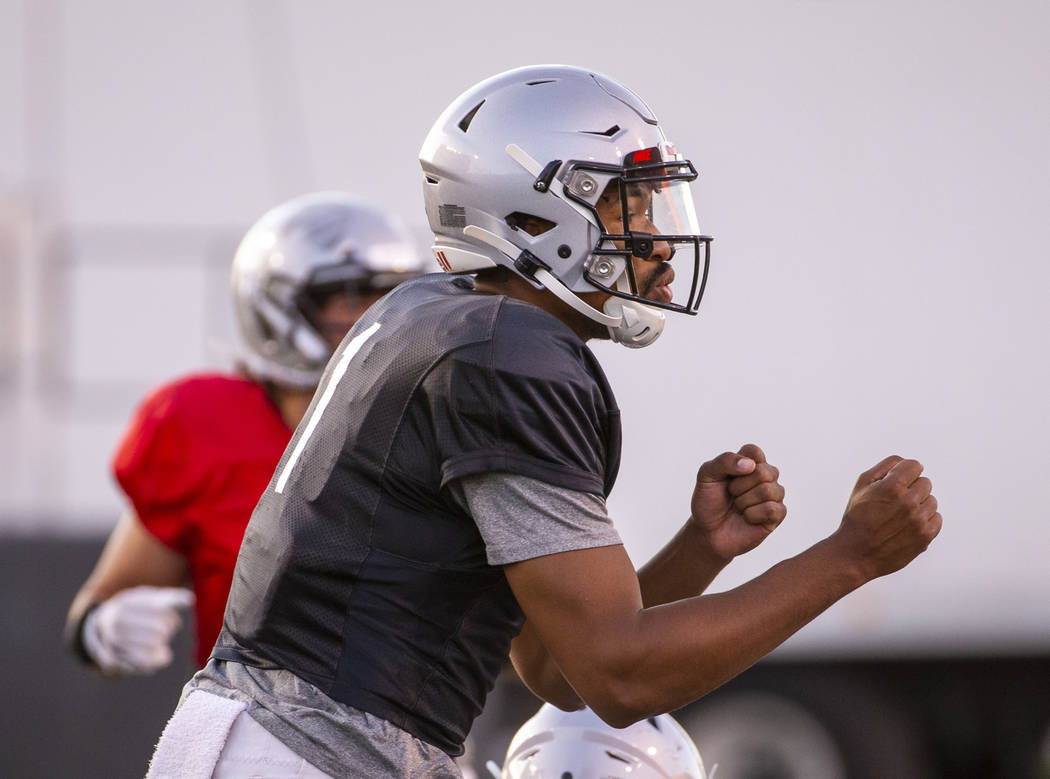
[112,373,292,667]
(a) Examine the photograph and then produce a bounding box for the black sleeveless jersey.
[214,273,622,755]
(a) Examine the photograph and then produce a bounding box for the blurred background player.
[494,703,708,779]
[64,191,424,675]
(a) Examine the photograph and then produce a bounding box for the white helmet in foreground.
[231,192,424,387]
[420,65,712,348]
[496,704,707,779]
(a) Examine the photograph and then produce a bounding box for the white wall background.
[2,0,1047,655]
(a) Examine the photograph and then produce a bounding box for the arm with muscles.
[637,443,787,607]
[65,509,194,675]
[509,443,786,707]
[507,456,942,726]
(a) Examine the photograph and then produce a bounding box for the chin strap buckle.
[513,248,551,279]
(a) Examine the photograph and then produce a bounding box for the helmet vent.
[458,100,485,132]
[526,79,556,86]
[581,125,621,137]
[425,175,439,185]
[647,716,661,731]
[606,751,631,764]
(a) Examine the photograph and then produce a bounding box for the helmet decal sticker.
[438,204,467,228]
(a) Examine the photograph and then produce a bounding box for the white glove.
[82,586,195,674]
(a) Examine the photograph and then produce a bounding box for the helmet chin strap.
[602,277,665,348]
[461,224,664,347]
[533,268,621,327]
[462,225,621,328]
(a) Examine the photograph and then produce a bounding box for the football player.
[65,192,424,675]
[147,66,940,779]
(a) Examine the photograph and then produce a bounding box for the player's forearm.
[510,621,584,710]
[636,519,731,607]
[575,536,866,725]
[65,511,189,671]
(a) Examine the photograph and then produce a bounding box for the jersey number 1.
[274,322,382,494]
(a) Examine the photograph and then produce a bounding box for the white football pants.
[146,690,333,779]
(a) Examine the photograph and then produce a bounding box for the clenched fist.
[833,456,942,581]
[690,443,787,561]
[82,586,195,675]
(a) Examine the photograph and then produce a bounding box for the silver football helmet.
[231,192,423,388]
[496,704,708,779]
[420,65,712,348]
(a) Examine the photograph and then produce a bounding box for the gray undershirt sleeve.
[448,472,623,566]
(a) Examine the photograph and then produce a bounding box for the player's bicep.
[504,544,644,694]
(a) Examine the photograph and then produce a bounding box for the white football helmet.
[419,65,712,348]
[231,191,423,387]
[496,704,708,779]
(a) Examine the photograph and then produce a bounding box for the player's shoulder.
[408,272,583,347]
[490,298,597,380]
[496,296,583,341]
[145,371,261,401]
[137,372,268,419]
[378,272,504,346]
[381,271,464,307]
[383,272,498,317]
[383,273,598,382]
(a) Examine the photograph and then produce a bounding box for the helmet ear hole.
[505,212,556,236]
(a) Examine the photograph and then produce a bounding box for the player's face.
[313,289,386,351]
[593,180,676,305]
